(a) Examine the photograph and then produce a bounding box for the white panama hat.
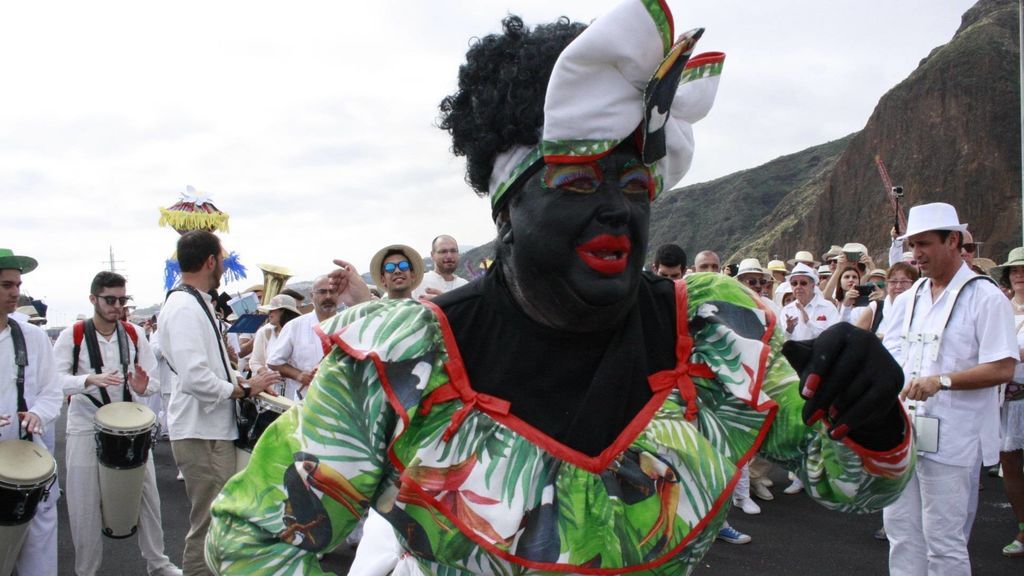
[897,202,968,241]
[786,262,819,285]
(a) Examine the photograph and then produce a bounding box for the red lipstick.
[576,234,631,275]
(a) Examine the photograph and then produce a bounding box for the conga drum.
[235,392,294,472]
[0,439,56,576]
[94,402,156,538]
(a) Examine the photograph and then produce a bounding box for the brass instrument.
[258,264,292,305]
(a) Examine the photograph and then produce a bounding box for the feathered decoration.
[158,185,231,235]
[222,251,247,284]
[162,251,247,292]
[163,256,182,291]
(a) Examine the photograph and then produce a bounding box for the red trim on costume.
[543,149,614,165]
[326,288,783,573]
[685,51,725,68]
[658,0,674,43]
[420,298,678,474]
[840,404,915,479]
[329,329,410,431]
[313,324,333,357]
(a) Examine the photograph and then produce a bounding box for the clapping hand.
[128,365,149,395]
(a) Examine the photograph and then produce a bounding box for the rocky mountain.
[709,0,1020,265]
[464,0,1021,272]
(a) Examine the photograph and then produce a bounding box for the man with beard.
[413,235,468,300]
[268,275,340,401]
[53,271,181,576]
[0,248,61,576]
[370,244,424,301]
[158,231,280,576]
[208,2,914,573]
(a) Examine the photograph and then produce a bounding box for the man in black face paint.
[208,2,914,574]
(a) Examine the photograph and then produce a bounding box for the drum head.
[0,439,55,485]
[95,402,156,432]
[257,392,294,413]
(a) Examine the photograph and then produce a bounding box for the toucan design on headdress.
[489,0,724,217]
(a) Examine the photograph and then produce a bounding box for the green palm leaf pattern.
[208,276,913,575]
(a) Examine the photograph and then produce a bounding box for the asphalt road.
[48,409,1022,575]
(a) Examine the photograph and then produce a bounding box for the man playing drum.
[158,231,281,576]
[0,248,62,576]
[53,271,182,576]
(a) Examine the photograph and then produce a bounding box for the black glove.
[782,323,906,451]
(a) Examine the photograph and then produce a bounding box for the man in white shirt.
[267,275,338,401]
[0,248,62,576]
[881,203,1016,575]
[413,235,469,299]
[782,263,838,340]
[158,231,280,576]
[53,271,181,576]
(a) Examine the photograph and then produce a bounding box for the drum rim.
[94,424,157,435]
[94,402,157,432]
[0,440,56,484]
[255,394,294,412]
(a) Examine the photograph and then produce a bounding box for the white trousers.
[16,433,59,576]
[883,458,972,576]
[733,464,751,500]
[347,509,401,576]
[66,433,177,576]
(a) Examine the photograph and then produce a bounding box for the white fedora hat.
[898,202,968,241]
[786,262,819,285]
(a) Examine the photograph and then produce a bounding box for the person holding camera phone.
[833,265,872,325]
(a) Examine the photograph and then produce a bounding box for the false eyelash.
[619,164,654,195]
[542,163,603,193]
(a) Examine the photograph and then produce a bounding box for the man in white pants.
[53,271,181,576]
[0,248,62,576]
[882,203,1017,575]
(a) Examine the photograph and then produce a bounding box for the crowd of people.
[1,1,1022,575]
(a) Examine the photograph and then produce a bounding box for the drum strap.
[79,320,133,408]
[870,298,886,334]
[8,319,32,442]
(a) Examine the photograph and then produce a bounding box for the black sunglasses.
[745,278,769,287]
[383,261,411,274]
[97,295,130,306]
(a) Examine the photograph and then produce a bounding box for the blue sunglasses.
[383,261,411,274]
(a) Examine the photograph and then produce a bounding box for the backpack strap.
[8,319,32,442]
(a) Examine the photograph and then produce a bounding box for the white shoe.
[751,482,774,501]
[176,470,184,481]
[733,497,761,515]
[783,477,803,495]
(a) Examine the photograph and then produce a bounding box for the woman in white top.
[833,265,870,325]
[992,247,1024,557]
[248,294,301,378]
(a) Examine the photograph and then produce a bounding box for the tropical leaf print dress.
[207,273,914,575]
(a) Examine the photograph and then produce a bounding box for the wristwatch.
[938,375,952,391]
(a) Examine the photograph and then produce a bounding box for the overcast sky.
[1,0,979,326]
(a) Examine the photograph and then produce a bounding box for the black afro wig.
[438,15,587,197]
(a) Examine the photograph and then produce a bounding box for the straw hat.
[370,245,425,292]
[866,268,887,281]
[990,247,1024,283]
[821,245,843,261]
[817,265,832,278]
[841,242,868,261]
[766,260,788,273]
[898,202,968,241]
[787,250,819,267]
[0,248,37,274]
[257,294,301,316]
[735,258,768,278]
